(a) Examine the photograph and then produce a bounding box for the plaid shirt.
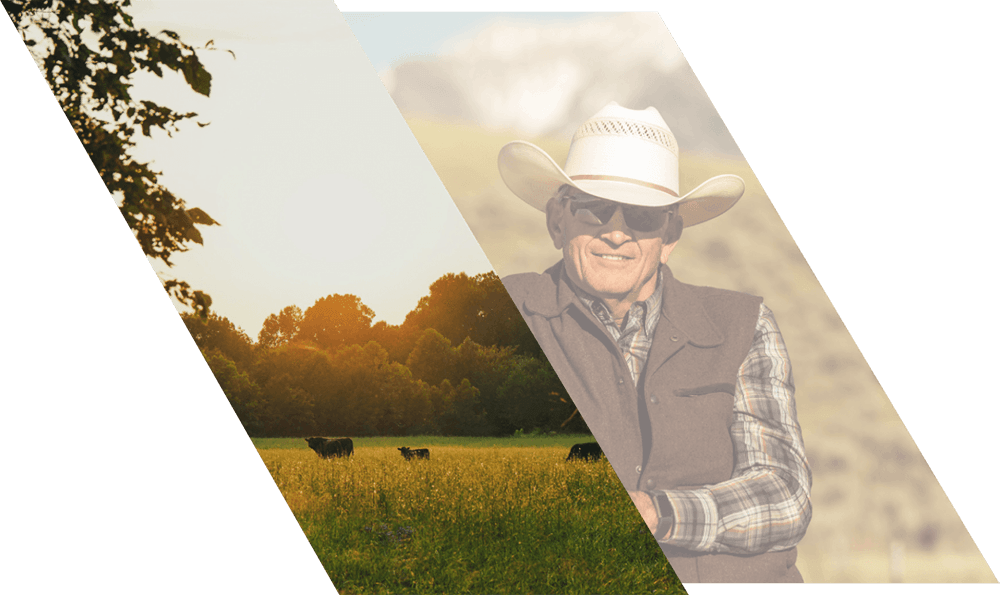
[576,279,663,385]
[577,284,812,555]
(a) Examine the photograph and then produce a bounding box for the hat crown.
[562,102,681,204]
[572,103,678,156]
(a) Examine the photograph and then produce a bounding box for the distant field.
[259,439,684,595]
[253,434,596,451]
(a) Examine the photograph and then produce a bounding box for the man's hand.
[628,490,658,533]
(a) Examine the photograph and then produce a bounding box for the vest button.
[635,465,642,475]
[618,378,624,385]
[645,478,655,489]
[670,334,680,342]
[649,395,659,404]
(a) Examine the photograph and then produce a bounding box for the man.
[498,102,812,583]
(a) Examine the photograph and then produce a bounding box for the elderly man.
[498,102,812,583]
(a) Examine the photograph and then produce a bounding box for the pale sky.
[126,1,496,337]
[341,12,593,73]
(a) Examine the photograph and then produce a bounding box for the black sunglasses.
[566,197,673,233]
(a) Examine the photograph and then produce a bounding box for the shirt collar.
[523,261,725,349]
[570,272,663,336]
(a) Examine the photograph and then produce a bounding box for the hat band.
[569,174,679,197]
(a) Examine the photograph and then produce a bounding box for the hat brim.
[498,140,745,227]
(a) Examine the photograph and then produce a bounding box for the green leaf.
[180,55,211,96]
[189,208,219,227]
[186,226,204,245]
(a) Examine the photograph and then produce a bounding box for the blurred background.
[344,11,995,582]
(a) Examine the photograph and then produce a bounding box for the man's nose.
[600,207,632,246]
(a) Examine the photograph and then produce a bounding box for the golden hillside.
[403,116,994,583]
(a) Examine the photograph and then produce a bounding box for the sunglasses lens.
[571,208,602,225]
[570,200,617,225]
[570,198,668,232]
[623,206,668,232]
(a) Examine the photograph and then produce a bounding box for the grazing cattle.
[566,442,603,462]
[397,446,430,460]
[305,437,354,459]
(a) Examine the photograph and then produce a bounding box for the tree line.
[185,272,590,438]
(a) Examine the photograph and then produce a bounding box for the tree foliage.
[185,272,581,437]
[202,349,265,435]
[494,356,581,435]
[257,305,303,349]
[403,272,542,357]
[299,294,375,352]
[405,328,456,387]
[182,312,253,367]
[5,0,220,314]
[251,344,335,437]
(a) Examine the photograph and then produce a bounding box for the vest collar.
[523,262,724,348]
[657,266,725,348]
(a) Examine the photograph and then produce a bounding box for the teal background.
[0,1,1000,595]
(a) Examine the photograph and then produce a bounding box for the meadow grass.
[259,439,684,594]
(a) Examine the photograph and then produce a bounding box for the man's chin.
[567,267,651,301]
[581,283,638,301]
[585,270,643,292]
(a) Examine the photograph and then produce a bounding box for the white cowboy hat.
[498,102,745,227]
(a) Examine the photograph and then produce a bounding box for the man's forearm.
[629,490,675,541]
[649,468,811,554]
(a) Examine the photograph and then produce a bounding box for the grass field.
[255,436,685,594]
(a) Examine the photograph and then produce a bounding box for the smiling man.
[498,102,812,583]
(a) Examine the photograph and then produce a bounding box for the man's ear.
[660,238,679,265]
[546,198,565,250]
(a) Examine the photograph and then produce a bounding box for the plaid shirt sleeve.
[649,303,813,554]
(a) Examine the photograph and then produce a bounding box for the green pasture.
[259,438,684,594]
[253,433,595,451]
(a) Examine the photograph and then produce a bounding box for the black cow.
[305,437,354,459]
[566,442,603,462]
[398,446,430,460]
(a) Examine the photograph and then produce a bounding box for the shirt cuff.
[649,492,675,540]
[649,487,720,551]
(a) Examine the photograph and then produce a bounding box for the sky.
[349,12,717,146]
[123,1,496,337]
[342,12,594,73]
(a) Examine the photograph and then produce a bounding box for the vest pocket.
[674,383,736,398]
[645,387,736,487]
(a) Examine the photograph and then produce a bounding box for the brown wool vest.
[503,263,803,583]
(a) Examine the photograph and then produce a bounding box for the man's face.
[547,190,678,304]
